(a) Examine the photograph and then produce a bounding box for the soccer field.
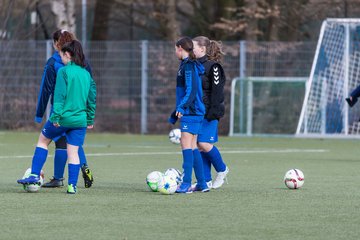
[1,131,360,240]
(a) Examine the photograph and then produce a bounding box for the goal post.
[296,18,360,138]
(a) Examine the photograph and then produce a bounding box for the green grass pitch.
[1,131,360,240]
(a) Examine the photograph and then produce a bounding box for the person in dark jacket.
[34,30,94,188]
[169,37,209,193]
[192,36,229,189]
[18,40,97,194]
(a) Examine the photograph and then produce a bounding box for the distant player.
[35,29,94,188]
[18,40,97,194]
[346,86,360,107]
[192,36,229,189]
[169,37,209,193]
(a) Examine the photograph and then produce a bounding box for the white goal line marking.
[0,149,328,159]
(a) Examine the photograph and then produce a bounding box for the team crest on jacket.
[213,67,219,85]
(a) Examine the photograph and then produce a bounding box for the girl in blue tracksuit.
[34,29,93,188]
[169,37,209,193]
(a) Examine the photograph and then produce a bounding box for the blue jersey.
[35,52,93,123]
[175,58,205,122]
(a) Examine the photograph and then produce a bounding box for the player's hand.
[87,125,94,129]
[176,111,183,118]
[53,122,60,127]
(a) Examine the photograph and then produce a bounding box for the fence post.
[45,40,53,120]
[141,40,148,134]
[344,24,350,135]
[239,41,246,134]
[246,79,253,136]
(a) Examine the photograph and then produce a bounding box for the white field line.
[0,149,328,159]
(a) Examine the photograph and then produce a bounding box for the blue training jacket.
[35,51,93,123]
[174,58,205,122]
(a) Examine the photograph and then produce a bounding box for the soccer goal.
[296,18,360,138]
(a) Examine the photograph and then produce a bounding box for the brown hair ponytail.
[53,29,76,50]
[176,37,196,60]
[61,40,86,67]
[208,40,224,63]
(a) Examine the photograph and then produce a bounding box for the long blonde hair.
[193,36,224,63]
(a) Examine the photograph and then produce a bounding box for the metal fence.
[0,40,316,134]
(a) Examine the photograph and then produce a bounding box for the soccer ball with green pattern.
[146,171,163,192]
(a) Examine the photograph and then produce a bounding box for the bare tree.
[51,0,76,32]
[211,0,280,40]
[91,0,180,40]
[92,0,115,40]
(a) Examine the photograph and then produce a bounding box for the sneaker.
[42,178,64,188]
[67,184,77,194]
[176,182,193,194]
[17,174,41,185]
[191,181,212,189]
[81,164,94,188]
[192,183,210,193]
[212,167,229,189]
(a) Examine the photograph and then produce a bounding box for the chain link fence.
[0,40,316,134]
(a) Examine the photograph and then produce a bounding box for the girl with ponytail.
[33,30,94,189]
[192,36,229,189]
[168,36,210,193]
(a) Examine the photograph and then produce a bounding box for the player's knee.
[198,142,213,152]
[55,136,67,149]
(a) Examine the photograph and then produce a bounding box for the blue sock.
[181,149,193,184]
[205,146,226,172]
[78,146,87,166]
[193,149,206,186]
[68,163,80,186]
[54,149,67,180]
[31,147,48,176]
[201,152,212,182]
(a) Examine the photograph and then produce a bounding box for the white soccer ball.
[169,128,181,144]
[284,169,304,189]
[146,171,163,192]
[158,175,177,195]
[22,168,44,193]
[164,168,182,185]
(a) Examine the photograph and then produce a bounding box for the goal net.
[296,18,360,137]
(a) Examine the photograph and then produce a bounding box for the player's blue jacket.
[169,58,205,123]
[35,51,93,123]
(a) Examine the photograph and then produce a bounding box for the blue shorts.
[198,119,219,143]
[180,119,202,135]
[41,121,87,146]
[53,134,65,143]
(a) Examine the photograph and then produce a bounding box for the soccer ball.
[164,168,182,185]
[169,128,181,144]
[22,168,44,193]
[146,171,163,192]
[284,169,304,189]
[158,175,177,195]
